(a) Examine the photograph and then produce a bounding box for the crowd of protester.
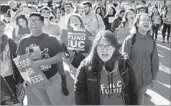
[1,0,170,105]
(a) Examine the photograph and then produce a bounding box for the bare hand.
[32,61,40,68]
[30,51,42,61]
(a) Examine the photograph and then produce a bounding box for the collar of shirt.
[137,31,149,39]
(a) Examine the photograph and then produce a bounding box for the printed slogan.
[13,55,49,88]
[61,30,89,52]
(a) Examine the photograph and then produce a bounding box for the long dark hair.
[16,13,28,28]
[66,14,85,31]
[85,30,123,72]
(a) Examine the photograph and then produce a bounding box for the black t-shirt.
[17,33,63,79]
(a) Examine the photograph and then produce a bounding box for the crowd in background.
[0,0,170,105]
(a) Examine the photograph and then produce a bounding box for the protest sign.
[13,55,49,88]
[115,28,130,43]
[61,30,89,52]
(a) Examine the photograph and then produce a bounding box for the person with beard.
[40,6,61,36]
[111,9,125,33]
[74,30,137,105]
[121,13,159,105]
[103,5,116,30]
[82,1,105,37]
[58,2,74,30]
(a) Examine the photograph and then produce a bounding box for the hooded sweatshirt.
[100,61,124,105]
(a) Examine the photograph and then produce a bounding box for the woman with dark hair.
[151,7,161,40]
[12,13,30,43]
[63,14,93,76]
[0,20,24,105]
[59,7,65,17]
[111,9,125,32]
[103,6,116,30]
[121,13,159,105]
[74,30,137,105]
[95,6,103,18]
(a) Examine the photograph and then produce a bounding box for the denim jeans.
[32,73,64,105]
[162,24,171,42]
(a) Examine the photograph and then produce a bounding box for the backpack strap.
[131,34,136,47]
[130,34,136,59]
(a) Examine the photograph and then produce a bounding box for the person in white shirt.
[82,1,105,37]
[40,6,61,36]
[58,2,74,30]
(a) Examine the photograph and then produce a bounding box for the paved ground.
[4,25,171,105]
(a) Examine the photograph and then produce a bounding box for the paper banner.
[61,30,89,52]
[13,55,49,88]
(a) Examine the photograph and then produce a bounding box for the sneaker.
[163,40,165,43]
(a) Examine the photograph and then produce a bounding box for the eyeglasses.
[29,19,40,24]
[140,19,150,22]
[97,44,113,50]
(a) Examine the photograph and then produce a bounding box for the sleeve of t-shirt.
[50,36,63,55]
[16,38,26,55]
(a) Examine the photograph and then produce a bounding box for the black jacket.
[8,38,24,83]
[103,14,115,31]
[74,57,138,105]
[111,17,122,32]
